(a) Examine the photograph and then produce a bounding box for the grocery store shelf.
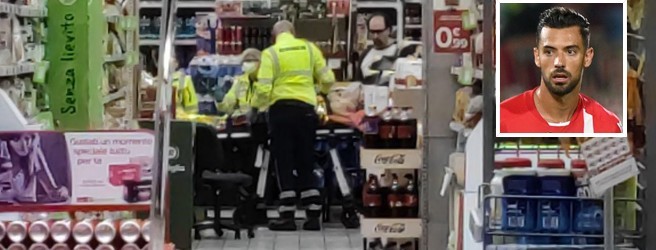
[0,2,47,17]
[354,0,402,9]
[106,14,121,23]
[140,39,196,46]
[0,62,35,77]
[0,204,150,213]
[17,4,47,17]
[105,54,127,63]
[405,24,422,29]
[140,0,215,9]
[104,87,128,104]
[451,66,484,80]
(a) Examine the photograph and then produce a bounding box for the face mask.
[242,62,258,74]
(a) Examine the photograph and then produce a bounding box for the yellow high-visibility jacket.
[172,71,199,117]
[218,74,268,114]
[255,32,335,107]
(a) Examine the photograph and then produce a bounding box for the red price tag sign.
[433,10,471,53]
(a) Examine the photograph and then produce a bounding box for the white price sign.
[435,26,469,50]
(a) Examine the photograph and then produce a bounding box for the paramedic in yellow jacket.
[218,48,267,116]
[255,20,335,231]
[171,56,199,118]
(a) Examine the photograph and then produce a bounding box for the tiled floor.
[194,223,363,250]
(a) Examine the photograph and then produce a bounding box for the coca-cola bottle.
[387,174,403,218]
[403,174,419,218]
[397,107,417,149]
[378,108,396,149]
[362,106,381,148]
[399,241,414,250]
[368,238,383,250]
[383,241,398,250]
[362,174,382,217]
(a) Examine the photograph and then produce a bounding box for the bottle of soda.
[387,173,402,218]
[362,105,381,148]
[378,108,395,149]
[390,107,402,148]
[362,174,382,218]
[397,107,417,149]
[403,173,418,218]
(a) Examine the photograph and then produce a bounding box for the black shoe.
[303,217,321,231]
[268,219,297,231]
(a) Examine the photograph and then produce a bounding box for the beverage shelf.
[360,148,423,169]
[0,204,150,213]
[360,217,423,238]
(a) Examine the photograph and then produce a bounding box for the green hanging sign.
[46,0,91,130]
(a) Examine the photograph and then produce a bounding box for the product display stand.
[359,129,424,250]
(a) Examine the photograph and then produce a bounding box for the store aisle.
[194,224,362,250]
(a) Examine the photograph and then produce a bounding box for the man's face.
[534,26,594,97]
[368,16,390,48]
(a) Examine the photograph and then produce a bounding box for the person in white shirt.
[358,13,398,82]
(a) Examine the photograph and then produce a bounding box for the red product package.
[109,164,142,186]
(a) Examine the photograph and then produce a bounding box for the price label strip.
[580,137,640,197]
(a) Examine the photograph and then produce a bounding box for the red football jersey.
[500,88,622,133]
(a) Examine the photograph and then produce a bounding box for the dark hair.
[537,7,590,47]
[367,12,391,30]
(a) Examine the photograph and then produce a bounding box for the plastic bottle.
[362,174,382,217]
[362,105,381,148]
[378,108,395,149]
[396,107,417,149]
[387,173,403,218]
[403,174,418,218]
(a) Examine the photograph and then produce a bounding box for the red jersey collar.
[526,87,583,126]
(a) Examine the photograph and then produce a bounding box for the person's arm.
[217,78,239,114]
[254,49,275,110]
[182,76,199,114]
[310,43,335,95]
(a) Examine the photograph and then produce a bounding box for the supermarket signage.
[374,223,406,234]
[374,154,406,165]
[433,10,471,53]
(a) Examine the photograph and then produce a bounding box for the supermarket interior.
[0,0,654,249]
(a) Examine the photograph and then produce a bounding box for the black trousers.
[269,100,321,219]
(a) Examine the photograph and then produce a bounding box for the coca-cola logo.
[374,154,405,164]
[374,223,406,233]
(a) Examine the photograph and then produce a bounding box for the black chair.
[193,123,256,240]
